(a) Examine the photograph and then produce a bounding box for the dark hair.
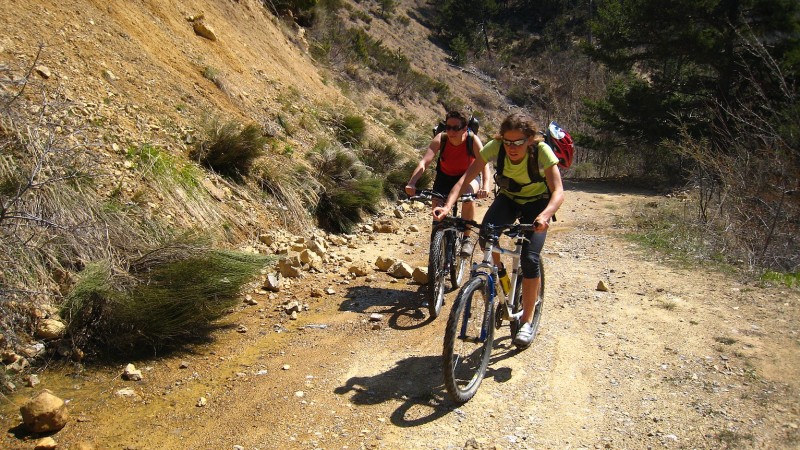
[497,112,539,139]
[445,110,467,128]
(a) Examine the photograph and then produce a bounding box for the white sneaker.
[460,237,476,256]
[513,322,534,348]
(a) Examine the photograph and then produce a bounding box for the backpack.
[542,121,575,169]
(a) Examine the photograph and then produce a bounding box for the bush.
[62,244,273,353]
[570,161,595,178]
[388,118,408,136]
[252,159,319,231]
[191,118,267,178]
[385,160,422,200]
[308,145,383,233]
[358,140,401,175]
[336,114,367,147]
[506,84,530,106]
[316,177,383,233]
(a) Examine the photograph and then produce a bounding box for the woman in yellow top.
[433,112,565,348]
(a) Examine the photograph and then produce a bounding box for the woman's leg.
[515,199,548,343]
[480,194,520,267]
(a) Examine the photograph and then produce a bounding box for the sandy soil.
[2,181,799,450]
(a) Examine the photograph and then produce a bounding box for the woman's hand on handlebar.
[432,206,448,221]
[405,185,416,197]
[533,216,550,232]
[476,187,489,199]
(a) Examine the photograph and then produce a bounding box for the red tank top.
[438,137,475,176]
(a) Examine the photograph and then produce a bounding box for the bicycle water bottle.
[498,267,511,294]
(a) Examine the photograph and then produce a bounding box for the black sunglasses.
[445,124,465,131]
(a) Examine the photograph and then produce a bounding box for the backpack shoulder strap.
[497,143,506,175]
[527,144,544,183]
[465,129,474,159]
[436,132,447,164]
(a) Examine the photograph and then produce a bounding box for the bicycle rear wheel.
[442,276,494,403]
[427,229,447,319]
[450,231,472,289]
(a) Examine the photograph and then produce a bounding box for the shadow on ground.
[341,284,440,330]
[333,337,523,427]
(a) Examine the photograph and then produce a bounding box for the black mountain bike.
[408,190,478,319]
[442,221,545,403]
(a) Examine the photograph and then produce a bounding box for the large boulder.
[20,390,69,433]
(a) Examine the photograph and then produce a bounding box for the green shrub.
[308,145,383,233]
[385,159,422,200]
[449,34,469,65]
[388,118,408,136]
[310,141,366,181]
[62,245,273,353]
[358,140,401,175]
[191,118,267,178]
[760,271,800,288]
[316,177,383,233]
[570,161,595,178]
[506,84,530,106]
[336,114,367,147]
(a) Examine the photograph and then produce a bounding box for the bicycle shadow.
[487,335,526,382]
[334,337,524,427]
[340,284,439,330]
[333,354,453,427]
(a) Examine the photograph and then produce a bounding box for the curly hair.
[497,112,542,142]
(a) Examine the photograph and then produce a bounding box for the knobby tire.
[442,276,494,403]
[427,229,447,319]
[451,231,471,289]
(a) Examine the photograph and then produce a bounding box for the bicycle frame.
[442,222,544,403]
[460,225,529,340]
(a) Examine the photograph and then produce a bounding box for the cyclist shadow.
[340,284,437,330]
[486,335,526,383]
[333,338,525,427]
[333,354,455,427]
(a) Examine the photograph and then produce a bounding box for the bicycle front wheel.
[442,276,495,403]
[427,229,447,319]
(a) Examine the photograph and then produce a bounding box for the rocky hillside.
[0,0,513,372]
[1,0,502,237]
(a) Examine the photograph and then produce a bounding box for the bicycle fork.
[458,275,495,344]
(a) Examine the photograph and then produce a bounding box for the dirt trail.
[2,181,799,450]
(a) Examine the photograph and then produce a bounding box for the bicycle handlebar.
[407,189,477,203]
[481,222,542,240]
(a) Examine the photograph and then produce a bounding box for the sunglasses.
[502,138,527,147]
[445,124,465,131]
